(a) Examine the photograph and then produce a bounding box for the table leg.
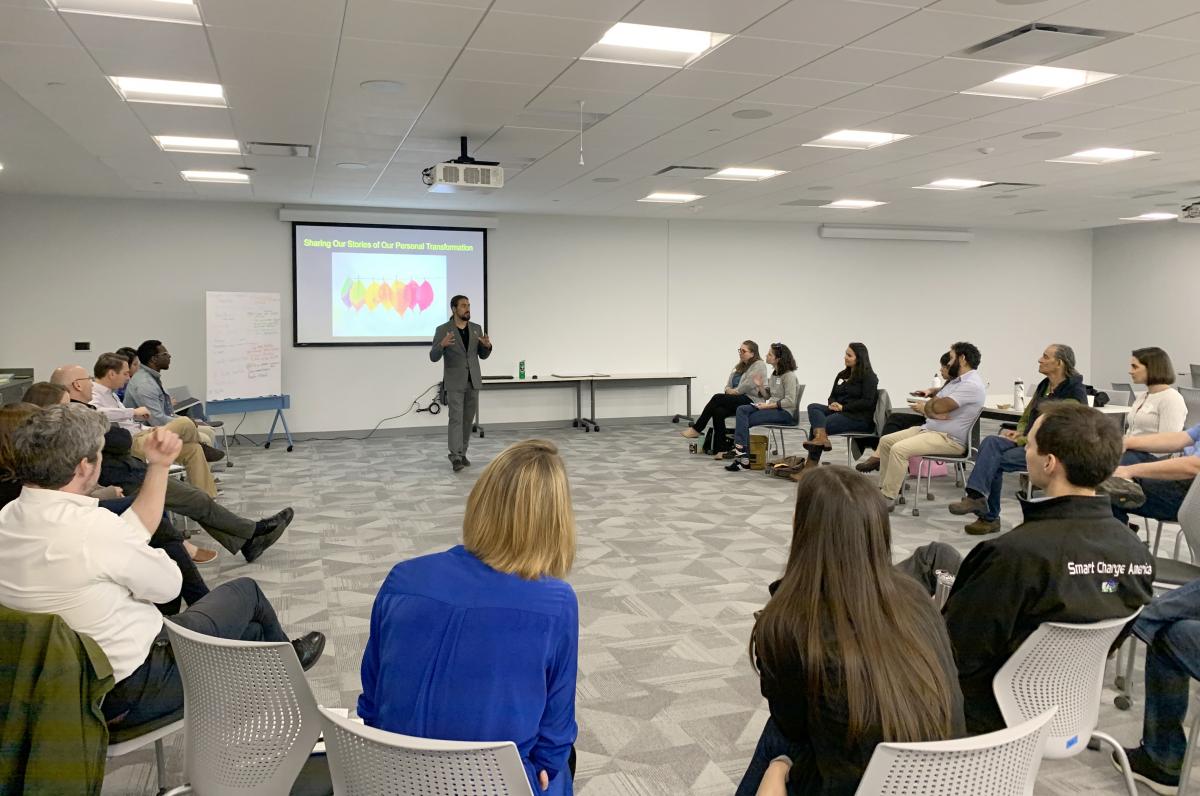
[264,408,280,449]
[574,382,582,429]
[672,378,696,424]
[277,409,295,452]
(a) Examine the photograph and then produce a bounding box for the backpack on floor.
[703,428,734,455]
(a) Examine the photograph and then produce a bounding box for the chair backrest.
[1190,364,1200,390]
[1103,389,1129,407]
[317,706,532,796]
[872,389,892,435]
[163,619,322,795]
[992,612,1141,760]
[854,707,1056,796]
[1109,382,1134,404]
[1179,386,1200,428]
[1175,476,1200,560]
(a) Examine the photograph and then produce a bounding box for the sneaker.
[680,427,700,439]
[291,632,326,672]
[1097,476,1147,509]
[1114,746,1179,795]
[948,495,987,516]
[461,455,471,467]
[856,458,880,473]
[200,443,226,463]
[964,518,1001,536]
[452,458,465,472]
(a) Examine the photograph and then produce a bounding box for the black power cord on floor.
[226,383,444,445]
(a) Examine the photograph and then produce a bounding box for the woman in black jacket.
[803,343,879,465]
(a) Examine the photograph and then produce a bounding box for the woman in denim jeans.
[724,343,799,472]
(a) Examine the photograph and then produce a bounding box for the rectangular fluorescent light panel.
[1048,147,1156,165]
[180,170,249,184]
[638,192,704,203]
[705,167,787,181]
[154,136,240,155]
[1119,212,1177,221]
[914,178,995,191]
[110,77,226,108]
[50,0,199,24]
[583,23,730,68]
[803,130,910,150]
[822,199,887,209]
[962,66,1115,100]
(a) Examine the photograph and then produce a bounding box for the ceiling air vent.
[956,24,1127,65]
[653,165,716,177]
[245,142,311,157]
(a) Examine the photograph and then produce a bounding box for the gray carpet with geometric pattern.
[101,420,1190,795]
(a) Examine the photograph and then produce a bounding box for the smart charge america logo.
[1066,561,1153,577]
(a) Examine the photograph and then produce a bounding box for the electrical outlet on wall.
[75,341,90,351]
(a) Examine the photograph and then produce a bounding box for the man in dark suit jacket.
[430,295,492,471]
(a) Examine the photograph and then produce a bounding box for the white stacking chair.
[104,709,186,794]
[1181,387,1200,428]
[853,707,1056,796]
[756,383,806,460]
[1109,382,1136,406]
[833,389,891,467]
[160,620,325,796]
[317,706,532,796]
[993,612,1144,796]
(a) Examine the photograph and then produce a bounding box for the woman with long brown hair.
[737,466,963,795]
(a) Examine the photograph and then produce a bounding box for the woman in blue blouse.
[358,439,579,794]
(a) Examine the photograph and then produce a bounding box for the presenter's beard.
[461,311,471,321]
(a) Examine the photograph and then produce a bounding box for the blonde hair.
[463,439,576,580]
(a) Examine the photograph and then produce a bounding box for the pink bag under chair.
[908,457,949,477]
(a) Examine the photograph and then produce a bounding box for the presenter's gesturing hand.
[478,334,492,349]
[440,331,456,348]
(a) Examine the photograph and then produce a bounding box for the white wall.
[0,194,1093,432]
[1092,222,1200,389]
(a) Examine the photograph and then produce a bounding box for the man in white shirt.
[0,404,325,730]
[54,358,218,497]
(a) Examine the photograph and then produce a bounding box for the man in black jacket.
[940,403,1154,733]
[901,403,1155,732]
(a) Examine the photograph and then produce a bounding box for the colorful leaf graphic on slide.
[340,277,435,314]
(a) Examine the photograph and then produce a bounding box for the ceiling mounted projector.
[422,136,503,193]
[1181,201,1200,224]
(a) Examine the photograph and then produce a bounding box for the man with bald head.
[52,363,216,498]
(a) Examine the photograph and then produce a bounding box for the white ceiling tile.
[1144,13,1200,42]
[870,111,961,134]
[830,84,948,113]
[343,1,485,46]
[422,79,543,125]
[133,104,237,139]
[775,105,892,131]
[199,0,348,37]
[467,11,610,57]
[649,69,770,100]
[743,1,915,47]
[926,0,1090,20]
[450,49,572,85]
[490,0,636,21]
[791,47,934,83]
[1129,83,1200,112]
[742,76,867,106]
[621,93,724,119]
[976,98,1099,126]
[1052,34,1200,74]
[923,116,1032,140]
[884,57,1020,92]
[0,5,75,46]
[1054,105,1177,131]
[526,85,639,114]
[905,91,1025,118]
[335,39,459,83]
[690,37,833,76]
[553,60,671,94]
[66,14,218,83]
[1056,75,1188,108]
[474,125,575,161]
[853,10,1022,56]
[622,0,791,33]
[1137,51,1200,81]
[1040,0,1198,34]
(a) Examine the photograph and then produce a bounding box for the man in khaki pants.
[53,361,218,498]
[877,342,987,504]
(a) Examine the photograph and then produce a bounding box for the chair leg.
[1178,709,1200,796]
[1152,520,1164,557]
[1093,732,1139,796]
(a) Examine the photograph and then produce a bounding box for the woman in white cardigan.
[1122,346,1188,466]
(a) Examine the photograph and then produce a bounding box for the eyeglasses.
[737,348,750,354]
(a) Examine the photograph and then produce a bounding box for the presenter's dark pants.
[102,577,288,730]
[692,393,751,440]
[446,388,479,461]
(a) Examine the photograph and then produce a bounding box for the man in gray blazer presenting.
[430,295,492,471]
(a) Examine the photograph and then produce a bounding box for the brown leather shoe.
[855,457,880,473]
[964,518,1001,535]
[190,547,218,565]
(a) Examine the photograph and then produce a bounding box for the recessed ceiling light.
[731,109,772,120]
[1047,147,1156,165]
[49,0,200,25]
[821,199,887,209]
[803,130,910,150]
[914,178,995,191]
[359,80,406,93]
[1022,131,1062,140]
[705,167,788,181]
[154,135,240,155]
[180,170,249,184]
[335,162,368,170]
[110,76,226,108]
[0,163,4,172]
[1119,212,1177,221]
[963,65,1115,100]
[582,22,730,68]
[638,192,704,204]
